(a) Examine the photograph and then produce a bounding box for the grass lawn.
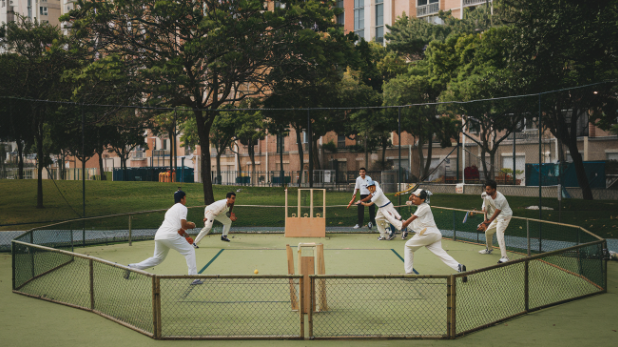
[1,180,617,239]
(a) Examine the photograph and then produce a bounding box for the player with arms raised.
[124,190,201,284]
[477,179,513,263]
[193,192,237,247]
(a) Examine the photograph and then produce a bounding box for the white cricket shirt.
[154,203,188,240]
[355,175,373,195]
[411,203,437,230]
[205,198,230,217]
[370,184,390,208]
[485,192,513,218]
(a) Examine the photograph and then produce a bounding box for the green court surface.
[2,234,617,346]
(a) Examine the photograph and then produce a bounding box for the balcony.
[464,0,492,7]
[153,150,170,157]
[417,3,439,17]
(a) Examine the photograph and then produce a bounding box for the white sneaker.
[479,248,493,255]
[191,279,203,285]
[353,224,360,229]
[192,243,199,249]
[377,236,386,240]
[498,257,509,264]
[388,231,396,240]
[367,222,373,230]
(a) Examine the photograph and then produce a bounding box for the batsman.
[477,180,513,264]
[193,192,237,247]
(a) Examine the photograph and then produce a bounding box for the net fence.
[10,203,608,340]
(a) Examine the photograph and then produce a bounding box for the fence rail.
[10,204,608,339]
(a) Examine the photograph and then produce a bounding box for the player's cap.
[366,178,376,187]
[412,189,432,203]
[174,190,186,203]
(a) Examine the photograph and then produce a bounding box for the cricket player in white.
[193,192,237,246]
[356,178,399,240]
[125,190,201,284]
[394,189,466,276]
[351,167,375,229]
[479,179,513,263]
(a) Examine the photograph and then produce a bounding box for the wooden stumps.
[285,189,326,237]
[286,244,299,311]
[291,243,328,314]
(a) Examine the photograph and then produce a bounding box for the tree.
[232,100,265,185]
[501,0,618,199]
[70,0,351,203]
[1,17,83,207]
[0,55,32,179]
[107,110,149,171]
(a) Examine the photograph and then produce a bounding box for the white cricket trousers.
[194,210,232,245]
[375,204,401,238]
[404,228,460,274]
[129,237,197,275]
[485,217,511,258]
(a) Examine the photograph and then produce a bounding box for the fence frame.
[10,204,607,340]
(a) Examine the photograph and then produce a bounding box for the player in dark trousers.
[352,168,375,229]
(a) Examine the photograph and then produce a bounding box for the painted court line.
[391,249,419,274]
[199,249,225,274]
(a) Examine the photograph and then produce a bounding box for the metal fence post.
[30,232,34,278]
[153,276,161,339]
[11,241,16,290]
[70,226,74,252]
[307,276,313,339]
[526,219,531,257]
[82,221,86,247]
[129,215,133,246]
[524,259,529,312]
[446,275,453,339]
[299,276,305,339]
[452,211,457,241]
[450,275,457,338]
[89,259,95,310]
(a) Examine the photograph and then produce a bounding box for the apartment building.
[0,0,62,26]
[338,0,492,43]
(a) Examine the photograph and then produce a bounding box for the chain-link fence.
[11,202,608,340]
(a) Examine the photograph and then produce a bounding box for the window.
[354,0,364,39]
[337,135,346,149]
[162,139,167,150]
[336,0,344,25]
[277,134,285,153]
[607,153,618,161]
[40,6,48,15]
[375,0,384,43]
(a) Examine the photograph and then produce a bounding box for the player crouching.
[477,180,512,264]
[395,189,467,280]
[193,192,237,247]
[356,178,399,240]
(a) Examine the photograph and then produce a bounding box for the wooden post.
[129,215,133,246]
[11,242,15,290]
[315,244,328,311]
[286,245,299,311]
[309,189,314,218]
[297,188,301,217]
[89,259,95,310]
[524,259,529,312]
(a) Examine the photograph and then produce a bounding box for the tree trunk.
[173,130,178,181]
[364,133,368,170]
[381,140,387,169]
[488,149,496,181]
[295,126,304,185]
[312,139,320,170]
[194,109,215,204]
[169,129,174,180]
[279,136,285,185]
[16,140,24,179]
[216,150,222,185]
[248,143,256,186]
[35,122,44,209]
[417,135,425,179]
[423,138,433,180]
[97,150,106,180]
[480,147,489,180]
[568,141,593,200]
